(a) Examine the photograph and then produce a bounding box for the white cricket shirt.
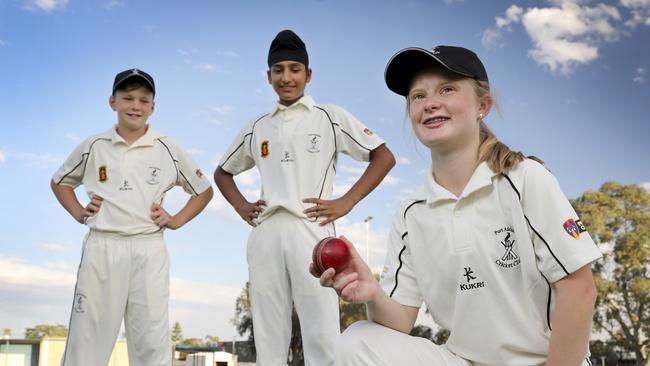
[53,126,211,235]
[380,160,602,366]
[219,95,385,222]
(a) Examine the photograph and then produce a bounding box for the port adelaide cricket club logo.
[306,134,321,153]
[460,267,485,291]
[494,226,520,269]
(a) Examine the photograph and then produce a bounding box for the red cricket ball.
[312,237,351,276]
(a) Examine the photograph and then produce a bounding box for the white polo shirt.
[380,159,602,366]
[53,126,211,235]
[219,95,385,222]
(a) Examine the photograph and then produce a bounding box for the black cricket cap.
[112,68,156,96]
[267,30,309,68]
[384,45,488,97]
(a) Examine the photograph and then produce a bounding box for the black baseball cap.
[268,30,309,68]
[384,45,488,97]
[112,68,156,96]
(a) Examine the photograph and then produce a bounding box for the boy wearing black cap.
[51,68,214,366]
[215,30,395,365]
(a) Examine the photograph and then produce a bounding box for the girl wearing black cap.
[313,46,601,366]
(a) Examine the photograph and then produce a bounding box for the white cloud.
[522,2,621,74]
[64,132,82,143]
[234,169,259,186]
[333,183,354,196]
[0,150,5,163]
[186,148,203,156]
[381,174,400,186]
[484,3,623,74]
[640,182,650,192]
[197,64,221,73]
[23,0,68,12]
[170,277,240,307]
[218,50,240,58]
[621,0,650,28]
[38,243,68,252]
[0,256,76,288]
[4,150,62,167]
[339,164,365,175]
[103,0,124,10]
[336,218,390,274]
[209,105,233,116]
[633,67,646,83]
[397,157,410,165]
[0,39,7,47]
[177,49,190,57]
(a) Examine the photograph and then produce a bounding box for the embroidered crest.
[98,166,107,182]
[563,218,585,239]
[306,134,321,153]
[195,169,203,178]
[146,166,161,185]
[74,293,87,313]
[494,226,520,269]
[261,140,269,158]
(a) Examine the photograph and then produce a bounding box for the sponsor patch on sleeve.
[563,218,586,239]
[363,128,373,136]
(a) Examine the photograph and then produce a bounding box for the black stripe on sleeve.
[221,114,268,169]
[56,137,109,184]
[502,174,569,276]
[156,138,200,196]
[389,200,426,298]
[389,244,408,298]
[314,106,338,200]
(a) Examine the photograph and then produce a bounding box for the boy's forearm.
[50,180,84,223]
[342,143,395,205]
[546,265,597,366]
[172,187,214,227]
[214,166,248,209]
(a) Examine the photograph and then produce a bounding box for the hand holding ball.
[312,237,351,276]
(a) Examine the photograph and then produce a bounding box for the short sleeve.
[328,106,385,162]
[380,206,424,308]
[519,161,602,283]
[173,143,212,196]
[219,117,262,175]
[52,139,93,188]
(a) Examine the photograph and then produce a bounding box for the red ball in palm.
[312,237,351,276]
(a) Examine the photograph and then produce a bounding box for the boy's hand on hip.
[302,196,354,226]
[78,195,103,224]
[235,200,266,227]
[151,203,180,229]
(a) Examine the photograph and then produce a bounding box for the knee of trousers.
[337,320,383,358]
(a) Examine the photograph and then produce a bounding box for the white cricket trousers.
[337,321,470,366]
[247,210,340,366]
[61,230,172,366]
[338,321,595,366]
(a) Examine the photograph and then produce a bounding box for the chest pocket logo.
[98,166,108,182]
[146,166,161,185]
[494,226,520,269]
[306,134,321,153]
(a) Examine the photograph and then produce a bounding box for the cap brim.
[384,47,475,97]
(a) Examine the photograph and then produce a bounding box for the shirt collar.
[109,125,164,147]
[414,161,498,204]
[271,95,315,116]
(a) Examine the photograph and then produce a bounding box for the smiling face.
[267,60,312,106]
[109,86,155,135]
[408,67,491,154]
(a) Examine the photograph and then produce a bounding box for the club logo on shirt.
[98,166,108,183]
[261,140,269,158]
[460,266,485,291]
[281,151,294,163]
[74,293,87,313]
[146,166,161,185]
[494,226,520,269]
[563,218,587,239]
[195,169,203,178]
[363,128,373,136]
[306,134,321,153]
[119,179,133,191]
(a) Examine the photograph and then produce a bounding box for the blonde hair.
[472,80,543,173]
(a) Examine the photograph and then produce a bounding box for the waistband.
[88,229,164,240]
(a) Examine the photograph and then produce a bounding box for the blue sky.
[1,0,649,341]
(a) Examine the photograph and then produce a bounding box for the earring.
[479,113,484,119]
